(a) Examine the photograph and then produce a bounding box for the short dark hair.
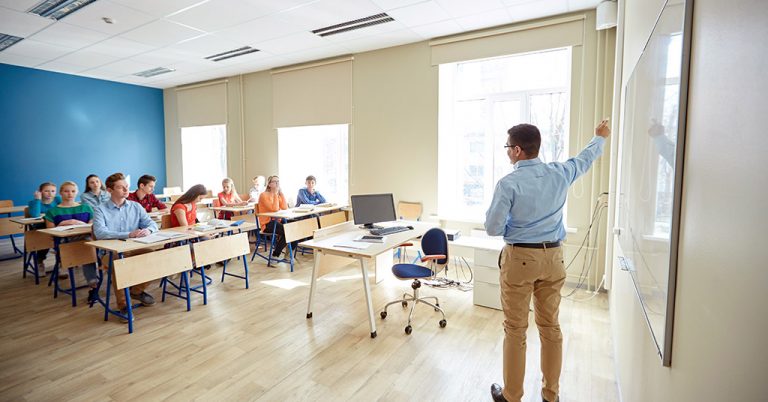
[507,124,541,157]
[105,173,125,190]
[306,175,316,182]
[138,175,156,187]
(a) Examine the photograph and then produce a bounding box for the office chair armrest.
[420,254,446,262]
[397,242,414,247]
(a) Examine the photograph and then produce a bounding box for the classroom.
[0,0,764,401]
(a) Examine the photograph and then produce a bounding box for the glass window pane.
[181,124,227,193]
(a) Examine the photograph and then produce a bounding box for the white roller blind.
[430,15,585,65]
[176,81,227,127]
[272,58,352,128]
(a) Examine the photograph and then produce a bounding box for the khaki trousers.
[499,244,565,402]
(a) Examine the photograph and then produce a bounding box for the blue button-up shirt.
[296,188,327,206]
[93,199,158,240]
[485,136,605,244]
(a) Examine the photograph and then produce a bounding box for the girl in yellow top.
[258,175,294,258]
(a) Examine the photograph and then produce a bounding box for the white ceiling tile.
[501,0,540,5]
[120,19,205,47]
[0,52,47,67]
[27,22,110,50]
[370,0,430,11]
[80,67,125,80]
[55,49,120,68]
[165,60,217,75]
[340,28,421,53]
[0,0,40,12]
[166,0,273,32]
[254,31,330,55]
[0,7,54,37]
[215,15,305,44]
[93,58,155,74]
[63,0,157,35]
[131,47,201,66]
[110,0,208,17]
[36,60,88,74]
[168,33,248,57]
[410,19,464,39]
[274,0,384,31]
[507,0,569,23]
[568,0,601,12]
[387,1,451,27]
[4,39,75,59]
[436,0,505,17]
[455,8,514,31]
[81,36,155,58]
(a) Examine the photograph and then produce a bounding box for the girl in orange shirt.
[217,178,246,219]
[258,175,294,258]
[171,184,207,227]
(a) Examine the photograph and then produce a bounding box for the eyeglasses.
[504,144,519,150]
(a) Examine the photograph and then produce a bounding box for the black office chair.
[380,227,448,335]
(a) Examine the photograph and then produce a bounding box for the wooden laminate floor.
[0,238,618,401]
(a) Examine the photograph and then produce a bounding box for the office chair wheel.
[380,311,387,319]
[439,319,447,328]
[402,301,408,308]
[404,325,412,335]
[434,303,440,312]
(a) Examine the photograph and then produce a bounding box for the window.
[438,48,572,221]
[181,124,227,193]
[277,124,349,206]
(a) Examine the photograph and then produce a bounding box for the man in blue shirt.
[486,120,610,402]
[296,175,327,206]
[93,172,159,321]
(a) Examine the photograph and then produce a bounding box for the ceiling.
[0,0,602,89]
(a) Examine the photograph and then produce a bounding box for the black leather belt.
[512,241,561,249]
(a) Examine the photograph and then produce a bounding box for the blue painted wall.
[0,63,165,207]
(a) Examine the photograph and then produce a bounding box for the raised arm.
[559,120,610,184]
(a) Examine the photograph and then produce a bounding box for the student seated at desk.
[170,184,207,227]
[296,175,327,206]
[93,173,158,321]
[44,181,99,302]
[28,181,62,276]
[81,174,110,208]
[217,177,247,220]
[258,175,296,258]
[127,174,167,213]
[248,175,265,203]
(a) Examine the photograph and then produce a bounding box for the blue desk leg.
[104,253,114,321]
[267,218,278,267]
[52,238,61,297]
[124,289,134,334]
[68,267,76,307]
[243,256,249,289]
[182,272,191,312]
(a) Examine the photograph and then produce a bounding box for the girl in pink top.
[217,178,246,219]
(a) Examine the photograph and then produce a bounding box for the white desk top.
[301,221,434,258]
[257,204,346,220]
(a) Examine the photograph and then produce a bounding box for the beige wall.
[164,11,615,285]
[610,0,768,400]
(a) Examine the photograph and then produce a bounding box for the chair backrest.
[283,218,319,243]
[0,218,24,236]
[421,228,449,267]
[169,194,182,202]
[113,246,194,290]
[59,240,97,269]
[163,186,182,195]
[24,207,30,218]
[397,201,422,221]
[0,200,12,208]
[239,213,258,224]
[25,230,54,252]
[161,214,173,229]
[191,233,249,267]
[318,211,347,228]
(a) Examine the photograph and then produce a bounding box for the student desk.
[10,217,45,283]
[300,221,433,338]
[37,225,95,306]
[0,206,28,260]
[255,204,347,269]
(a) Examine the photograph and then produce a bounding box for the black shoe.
[87,288,98,303]
[118,307,133,324]
[491,383,508,402]
[134,291,155,306]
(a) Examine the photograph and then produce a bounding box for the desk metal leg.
[306,251,322,319]
[360,258,377,338]
[124,290,134,334]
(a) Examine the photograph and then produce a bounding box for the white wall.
[610,0,768,400]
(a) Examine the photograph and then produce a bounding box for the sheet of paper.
[333,240,372,250]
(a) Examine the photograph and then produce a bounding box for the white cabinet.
[473,248,502,310]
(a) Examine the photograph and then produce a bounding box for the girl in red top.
[217,178,247,220]
[258,175,294,258]
[171,184,207,227]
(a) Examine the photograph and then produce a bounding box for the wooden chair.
[319,211,347,228]
[0,217,24,258]
[55,240,97,307]
[113,246,194,333]
[0,200,12,208]
[397,201,423,221]
[23,230,53,285]
[283,218,319,272]
[191,233,250,293]
[169,194,182,202]
[161,214,173,229]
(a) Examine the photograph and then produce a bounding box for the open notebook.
[132,231,187,244]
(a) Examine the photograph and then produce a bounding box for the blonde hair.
[222,177,237,194]
[60,181,78,193]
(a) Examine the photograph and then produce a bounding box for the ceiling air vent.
[205,46,260,62]
[28,0,99,21]
[133,67,176,78]
[0,34,23,51]
[311,13,395,37]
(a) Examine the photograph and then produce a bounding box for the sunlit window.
[181,124,227,193]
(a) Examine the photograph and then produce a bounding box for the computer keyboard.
[369,226,410,236]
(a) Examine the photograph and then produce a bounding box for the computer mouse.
[407,225,414,230]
